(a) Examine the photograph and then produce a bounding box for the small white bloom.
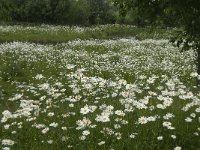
[115,110,125,117]
[190,113,196,118]
[190,72,198,77]
[157,136,163,141]
[61,127,67,130]
[2,147,10,150]
[69,104,74,107]
[79,136,86,140]
[194,132,199,136]
[138,116,148,124]
[163,122,172,127]
[42,127,49,134]
[49,122,58,128]
[171,135,176,139]
[185,117,192,122]
[130,134,135,139]
[35,74,44,80]
[82,130,90,136]
[47,140,53,144]
[174,146,181,150]
[98,141,105,146]
[61,136,69,142]
[95,114,110,122]
[2,139,15,146]
[12,131,17,134]
[4,124,10,130]
[80,105,90,115]
[47,112,54,117]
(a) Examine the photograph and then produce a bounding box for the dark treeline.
[0,0,179,26]
[0,0,117,25]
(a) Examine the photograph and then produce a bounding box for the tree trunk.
[50,0,59,22]
[197,48,200,88]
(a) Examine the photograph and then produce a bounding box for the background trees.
[5,0,72,24]
[0,0,186,27]
[113,0,200,87]
[0,0,117,25]
[0,0,13,22]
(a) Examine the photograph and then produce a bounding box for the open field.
[0,24,174,43]
[0,25,200,150]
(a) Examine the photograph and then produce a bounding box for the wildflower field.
[0,25,200,150]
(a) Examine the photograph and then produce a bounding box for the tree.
[68,0,90,25]
[113,0,200,87]
[0,0,14,22]
[46,0,71,24]
[87,0,114,24]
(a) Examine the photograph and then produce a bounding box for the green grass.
[0,25,199,150]
[0,24,175,43]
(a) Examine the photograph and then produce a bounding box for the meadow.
[0,25,200,150]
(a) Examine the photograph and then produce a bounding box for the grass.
[0,24,175,43]
[0,25,199,150]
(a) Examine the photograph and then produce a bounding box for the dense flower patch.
[0,38,199,150]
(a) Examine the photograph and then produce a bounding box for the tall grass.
[0,24,175,43]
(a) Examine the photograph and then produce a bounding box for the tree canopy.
[0,0,117,25]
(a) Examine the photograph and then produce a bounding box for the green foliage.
[87,0,114,24]
[0,0,118,25]
[113,0,179,27]
[113,0,200,86]
[113,0,200,47]
[68,0,90,25]
[10,0,71,24]
[0,0,13,22]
